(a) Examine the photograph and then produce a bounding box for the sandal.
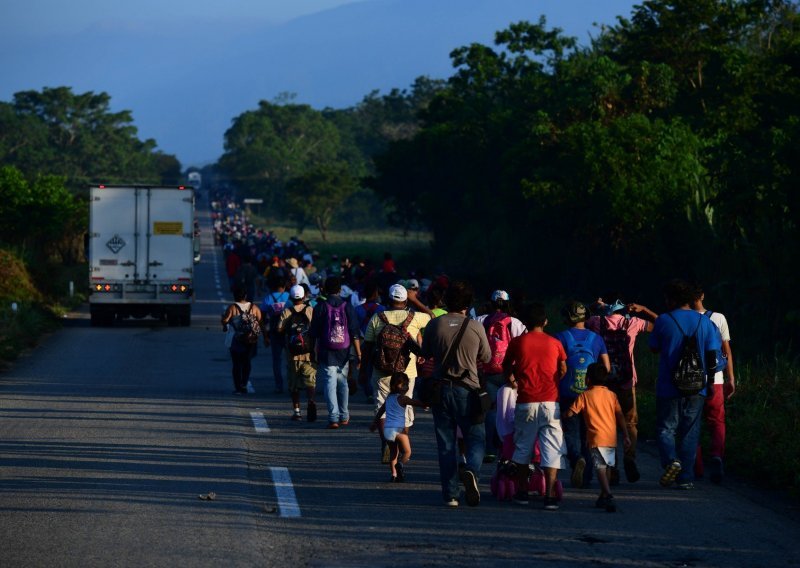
[659,460,682,487]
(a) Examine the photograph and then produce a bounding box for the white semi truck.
[88,185,195,326]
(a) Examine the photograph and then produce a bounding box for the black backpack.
[286,308,312,356]
[231,304,261,345]
[667,312,705,396]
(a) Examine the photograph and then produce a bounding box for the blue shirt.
[261,291,289,335]
[648,309,723,398]
[355,301,386,337]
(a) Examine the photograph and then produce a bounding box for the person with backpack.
[261,276,290,393]
[420,280,491,507]
[586,296,657,484]
[278,285,317,422]
[648,279,723,489]
[691,283,735,484]
[221,286,264,395]
[475,290,527,463]
[360,284,430,462]
[554,301,610,489]
[310,276,362,429]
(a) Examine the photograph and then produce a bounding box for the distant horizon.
[1,0,639,167]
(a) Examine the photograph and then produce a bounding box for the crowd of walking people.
[215,195,735,512]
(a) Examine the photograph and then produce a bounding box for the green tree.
[285,163,359,241]
[219,101,342,211]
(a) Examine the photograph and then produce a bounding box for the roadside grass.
[0,249,87,365]
[251,217,434,273]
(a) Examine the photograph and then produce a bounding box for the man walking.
[649,279,722,490]
[421,280,491,507]
[361,283,430,461]
[311,277,362,429]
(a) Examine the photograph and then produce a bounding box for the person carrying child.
[370,372,428,482]
[564,363,631,512]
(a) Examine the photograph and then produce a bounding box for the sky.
[1,0,640,167]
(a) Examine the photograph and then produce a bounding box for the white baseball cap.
[289,285,305,300]
[388,284,408,302]
[491,290,510,302]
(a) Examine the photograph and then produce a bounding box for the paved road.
[2,197,799,567]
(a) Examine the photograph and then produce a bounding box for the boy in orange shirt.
[564,363,631,512]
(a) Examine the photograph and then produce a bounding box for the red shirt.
[504,331,566,403]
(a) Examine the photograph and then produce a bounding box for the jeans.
[656,394,705,483]
[269,334,285,391]
[432,381,485,501]
[560,398,593,485]
[318,363,350,424]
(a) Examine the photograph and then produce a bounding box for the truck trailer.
[88,185,195,326]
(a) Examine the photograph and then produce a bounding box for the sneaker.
[624,457,641,483]
[571,457,586,489]
[676,481,695,490]
[291,410,302,422]
[306,401,317,423]
[660,460,682,487]
[595,495,608,509]
[339,419,350,426]
[327,422,340,430]
[513,490,530,505]
[609,466,620,486]
[709,457,724,484]
[483,454,497,464]
[543,497,559,511]
[605,495,617,513]
[444,498,459,507]
[459,468,480,507]
[395,462,405,482]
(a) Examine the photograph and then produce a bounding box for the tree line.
[220,0,799,355]
[0,87,182,265]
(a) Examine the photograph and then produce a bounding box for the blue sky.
[1,0,639,166]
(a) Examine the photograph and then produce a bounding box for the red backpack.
[482,312,512,375]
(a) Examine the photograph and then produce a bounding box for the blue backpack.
[560,330,597,398]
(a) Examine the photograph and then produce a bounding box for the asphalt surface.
[2,196,799,567]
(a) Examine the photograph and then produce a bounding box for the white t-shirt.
[476,313,528,338]
[496,384,518,439]
[698,309,731,384]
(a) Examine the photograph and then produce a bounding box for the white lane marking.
[270,467,301,518]
[250,412,270,433]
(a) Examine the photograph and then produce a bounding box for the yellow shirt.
[364,309,431,378]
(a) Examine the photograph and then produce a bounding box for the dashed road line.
[250,411,270,433]
[270,467,301,518]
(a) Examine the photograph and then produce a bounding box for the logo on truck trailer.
[106,235,126,254]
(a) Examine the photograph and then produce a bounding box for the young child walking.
[370,372,426,482]
[564,363,631,512]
